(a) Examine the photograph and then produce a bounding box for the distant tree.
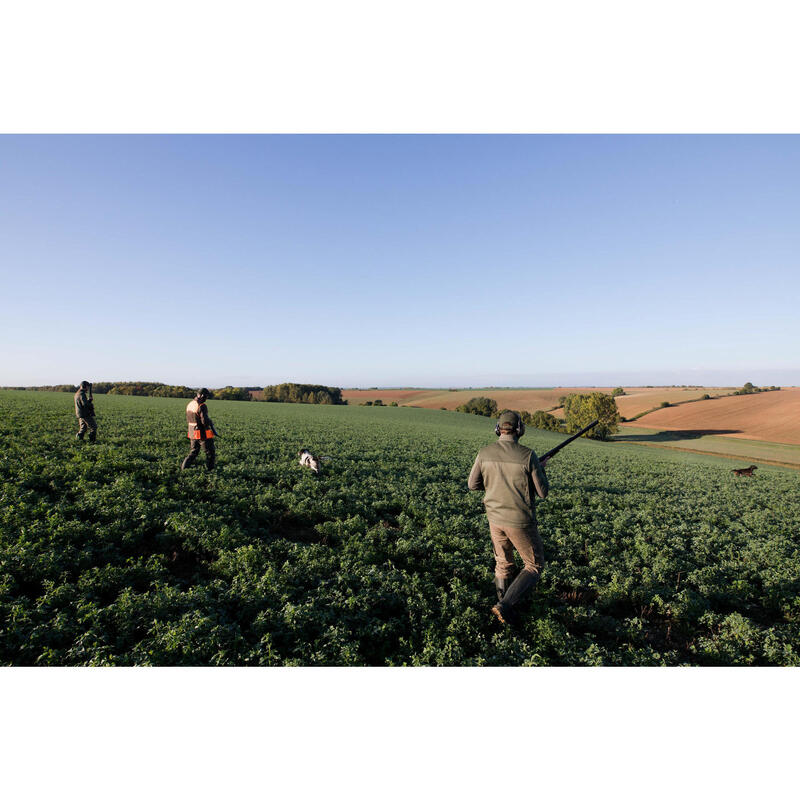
[563,392,620,440]
[259,383,344,405]
[524,410,564,432]
[390,401,399,407]
[373,399,384,406]
[611,387,625,397]
[701,393,711,400]
[742,382,755,394]
[456,397,498,417]
[213,386,252,401]
[660,401,670,408]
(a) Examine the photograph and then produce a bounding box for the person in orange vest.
[181,388,218,470]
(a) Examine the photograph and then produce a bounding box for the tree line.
[7,381,344,405]
[257,383,344,405]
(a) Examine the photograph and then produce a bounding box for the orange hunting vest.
[186,399,214,440]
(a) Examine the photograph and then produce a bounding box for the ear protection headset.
[495,412,525,437]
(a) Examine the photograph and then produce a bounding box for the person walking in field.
[468,410,549,625]
[74,380,97,442]
[181,388,218,470]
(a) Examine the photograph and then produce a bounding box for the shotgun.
[540,419,599,463]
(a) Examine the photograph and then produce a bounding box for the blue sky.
[1,135,798,387]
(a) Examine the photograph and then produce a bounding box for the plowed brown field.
[615,387,731,418]
[621,388,800,445]
[343,387,614,412]
[341,390,437,403]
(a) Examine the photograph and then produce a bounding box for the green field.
[2,390,799,666]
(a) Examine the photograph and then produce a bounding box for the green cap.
[497,410,521,430]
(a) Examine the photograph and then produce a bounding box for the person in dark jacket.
[74,381,97,442]
[181,388,218,470]
[468,410,549,624]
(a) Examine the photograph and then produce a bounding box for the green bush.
[455,397,498,417]
[563,392,620,440]
[212,386,252,401]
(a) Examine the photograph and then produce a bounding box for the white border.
[1,1,800,132]
[1,667,797,796]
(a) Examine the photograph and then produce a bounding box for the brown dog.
[732,465,758,477]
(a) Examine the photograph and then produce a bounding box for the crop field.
[2,389,799,666]
[621,388,800,445]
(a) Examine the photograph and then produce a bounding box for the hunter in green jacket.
[74,381,97,442]
[468,410,549,624]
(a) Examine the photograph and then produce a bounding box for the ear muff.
[495,413,524,437]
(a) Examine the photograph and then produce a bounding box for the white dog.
[298,448,322,474]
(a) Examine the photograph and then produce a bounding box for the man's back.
[74,388,93,418]
[469,436,548,527]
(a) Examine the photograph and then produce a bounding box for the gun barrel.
[540,419,599,462]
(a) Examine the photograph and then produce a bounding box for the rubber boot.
[492,569,541,625]
[88,432,96,443]
[76,432,84,441]
[495,576,512,602]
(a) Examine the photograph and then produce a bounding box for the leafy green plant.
[1,389,798,666]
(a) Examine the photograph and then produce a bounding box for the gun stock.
[540,419,599,462]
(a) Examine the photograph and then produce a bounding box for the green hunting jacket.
[468,433,549,527]
[74,388,95,419]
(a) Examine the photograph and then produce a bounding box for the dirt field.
[614,387,732,418]
[621,388,800,445]
[343,386,737,415]
[343,387,613,412]
[341,389,438,404]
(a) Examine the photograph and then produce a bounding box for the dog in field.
[298,448,322,475]
[732,465,758,477]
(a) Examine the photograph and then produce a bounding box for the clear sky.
[1,134,798,388]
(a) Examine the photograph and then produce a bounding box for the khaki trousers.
[77,416,97,439]
[490,522,545,580]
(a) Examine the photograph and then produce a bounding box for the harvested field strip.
[614,388,731,419]
[343,387,614,412]
[613,439,800,470]
[341,389,442,404]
